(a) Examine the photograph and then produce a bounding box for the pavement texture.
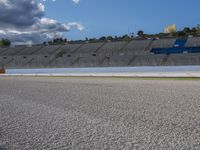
[0,76,200,150]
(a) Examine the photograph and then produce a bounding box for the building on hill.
[164,24,176,33]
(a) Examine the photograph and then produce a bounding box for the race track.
[0,76,200,149]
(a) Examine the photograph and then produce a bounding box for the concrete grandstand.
[1,37,200,69]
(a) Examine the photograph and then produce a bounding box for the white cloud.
[0,0,84,44]
[42,0,80,4]
[72,0,80,4]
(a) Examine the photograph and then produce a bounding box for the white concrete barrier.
[2,66,200,78]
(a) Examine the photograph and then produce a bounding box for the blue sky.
[44,0,200,40]
[0,0,199,44]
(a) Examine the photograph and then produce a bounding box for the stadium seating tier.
[1,37,200,68]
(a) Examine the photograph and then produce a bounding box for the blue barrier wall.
[174,39,187,47]
[151,47,200,54]
[151,38,200,54]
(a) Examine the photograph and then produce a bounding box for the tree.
[0,39,11,47]
[99,36,106,41]
[64,38,67,42]
[88,38,97,42]
[137,30,144,36]
[48,41,53,45]
[122,34,131,41]
[191,27,197,33]
[106,36,113,41]
[176,31,186,37]
[183,27,191,33]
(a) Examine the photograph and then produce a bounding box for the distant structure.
[164,24,176,33]
[0,64,5,74]
[197,24,200,29]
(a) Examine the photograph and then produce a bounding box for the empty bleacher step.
[55,51,66,58]
[118,40,131,53]
[161,55,170,66]
[4,58,14,66]
[145,39,155,51]
[45,46,69,65]
[48,49,69,66]
[54,47,71,58]
[127,56,137,66]
[23,58,34,67]
[94,42,107,53]
[0,48,9,55]
[48,57,58,65]
[71,57,81,65]
[71,43,85,54]
[12,47,27,56]
[49,45,64,55]
[30,46,45,55]
[99,56,110,66]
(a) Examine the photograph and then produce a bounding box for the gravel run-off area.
[0,76,200,149]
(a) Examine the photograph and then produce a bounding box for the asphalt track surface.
[0,76,200,149]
